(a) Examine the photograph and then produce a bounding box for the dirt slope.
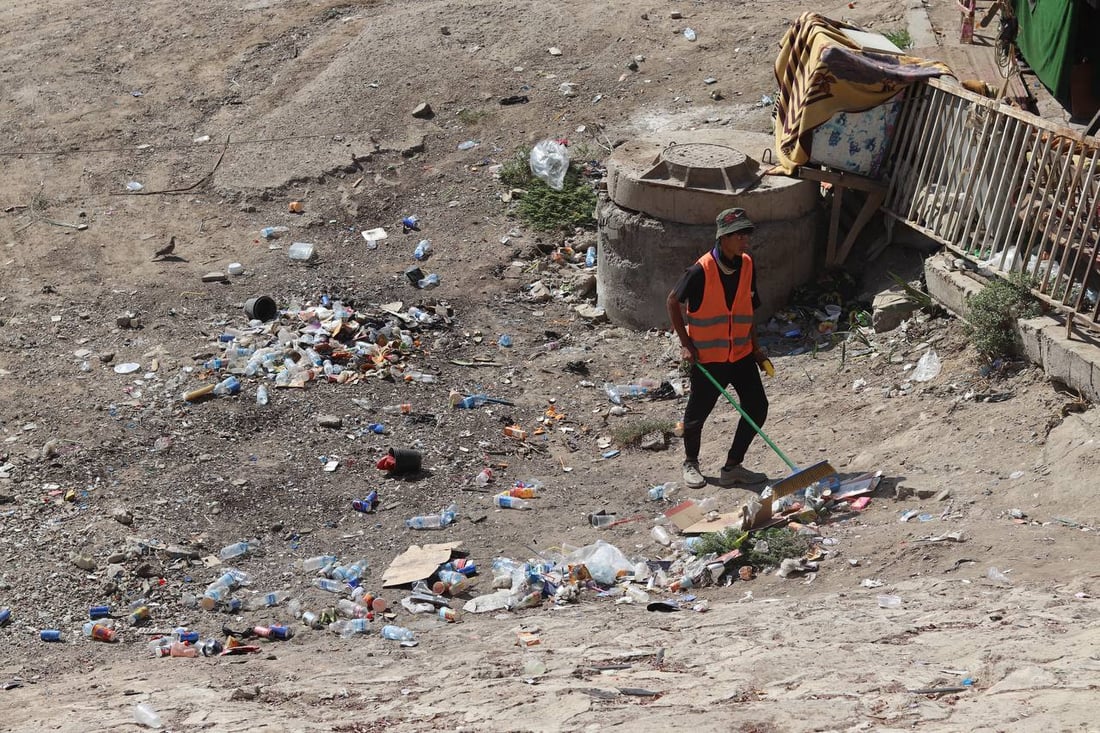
[1,1,1097,731]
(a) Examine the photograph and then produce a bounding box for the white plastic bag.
[529,139,570,191]
[912,349,941,382]
[567,540,632,585]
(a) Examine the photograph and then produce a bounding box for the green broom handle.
[694,362,797,471]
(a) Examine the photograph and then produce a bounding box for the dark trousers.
[682,354,768,467]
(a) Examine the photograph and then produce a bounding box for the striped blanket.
[772,13,953,175]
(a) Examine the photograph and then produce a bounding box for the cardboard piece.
[664,500,704,531]
[682,512,743,535]
[382,542,465,588]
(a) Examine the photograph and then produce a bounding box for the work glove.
[753,348,774,377]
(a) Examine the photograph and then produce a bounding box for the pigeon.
[152,236,176,260]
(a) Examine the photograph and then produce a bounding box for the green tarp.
[1013,0,1077,99]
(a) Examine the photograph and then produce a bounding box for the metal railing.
[882,77,1100,334]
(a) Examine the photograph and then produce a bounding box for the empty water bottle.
[585,245,596,268]
[417,273,440,289]
[218,540,257,561]
[475,468,493,487]
[413,239,432,260]
[381,624,415,642]
[329,618,371,637]
[212,376,241,396]
[493,493,532,510]
[406,513,448,530]
[260,226,289,239]
[244,590,290,610]
[312,577,346,594]
[331,559,369,583]
[336,598,371,619]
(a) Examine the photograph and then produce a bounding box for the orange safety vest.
[685,251,755,363]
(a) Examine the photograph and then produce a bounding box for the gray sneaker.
[719,464,768,486]
[682,461,706,488]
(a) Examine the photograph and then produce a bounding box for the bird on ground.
[152,236,176,260]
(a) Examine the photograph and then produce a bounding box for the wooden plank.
[797,166,886,193]
[826,185,844,266]
[835,188,887,265]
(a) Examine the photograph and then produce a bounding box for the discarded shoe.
[682,461,706,489]
[719,463,768,486]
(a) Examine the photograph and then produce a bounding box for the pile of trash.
[178,295,451,403]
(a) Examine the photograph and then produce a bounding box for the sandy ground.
[2,1,1098,731]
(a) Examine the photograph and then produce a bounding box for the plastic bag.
[912,349,941,382]
[567,540,632,585]
[529,139,570,191]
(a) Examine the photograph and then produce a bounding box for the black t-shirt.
[672,253,761,312]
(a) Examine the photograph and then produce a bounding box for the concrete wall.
[596,198,822,331]
[924,251,1100,403]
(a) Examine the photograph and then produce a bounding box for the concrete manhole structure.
[597,129,823,330]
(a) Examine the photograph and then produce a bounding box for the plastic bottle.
[434,569,474,595]
[329,618,371,637]
[381,624,415,642]
[413,239,432,260]
[212,376,241,396]
[603,382,652,405]
[406,513,448,530]
[453,394,487,409]
[300,555,338,573]
[585,245,596,268]
[475,468,493,487]
[498,334,513,347]
[336,598,371,619]
[331,559,369,583]
[312,577,345,594]
[491,558,519,588]
[255,383,269,406]
[417,273,440,289]
[382,403,413,415]
[83,621,118,642]
[244,590,289,610]
[218,540,257,561]
[133,703,164,729]
[493,493,532,510]
[648,482,678,501]
[203,358,227,371]
[127,602,151,625]
[260,226,289,240]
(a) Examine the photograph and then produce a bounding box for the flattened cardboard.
[664,500,705,531]
[382,541,465,588]
[681,511,743,535]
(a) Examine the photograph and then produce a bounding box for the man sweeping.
[666,207,771,489]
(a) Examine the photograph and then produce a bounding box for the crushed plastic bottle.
[260,226,289,240]
[413,239,432,260]
[244,590,289,610]
[381,624,416,642]
[493,494,532,510]
[329,618,371,637]
[417,273,440,289]
[212,376,241,396]
[255,383,269,406]
[218,540,257,561]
